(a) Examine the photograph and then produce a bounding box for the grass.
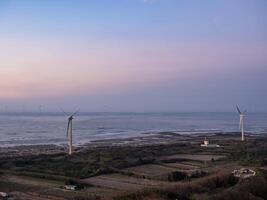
[0,143,200,178]
[209,173,267,200]
[1,140,265,180]
[226,139,267,166]
[1,135,267,200]
[114,171,239,200]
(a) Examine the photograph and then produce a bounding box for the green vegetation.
[1,135,267,200]
[210,173,267,200]
[115,172,239,200]
[0,143,195,178]
[64,179,93,189]
[168,170,208,182]
[227,139,267,166]
[190,170,208,179]
[10,171,69,182]
[168,171,187,181]
[115,172,267,200]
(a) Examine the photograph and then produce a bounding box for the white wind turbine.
[61,108,79,155]
[236,106,246,141]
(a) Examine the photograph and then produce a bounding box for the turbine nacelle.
[68,116,74,121]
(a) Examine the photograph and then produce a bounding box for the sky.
[0,0,267,112]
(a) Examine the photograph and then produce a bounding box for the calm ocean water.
[0,112,266,147]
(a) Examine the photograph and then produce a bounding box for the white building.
[0,192,9,198]
[65,185,77,191]
[200,139,220,148]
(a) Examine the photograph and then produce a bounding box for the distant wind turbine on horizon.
[39,105,43,115]
[236,105,246,141]
[60,108,79,155]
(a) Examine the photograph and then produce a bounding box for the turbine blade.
[70,109,80,117]
[59,107,68,117]
[236,105,242,114]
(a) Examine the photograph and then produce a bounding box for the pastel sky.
[0,0,267,112]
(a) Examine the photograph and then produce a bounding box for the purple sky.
[0,0,267,112]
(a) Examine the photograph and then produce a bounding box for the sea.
[0,112,266,147]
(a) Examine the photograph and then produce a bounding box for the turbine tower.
[61,109,79,155]
[236,106,245,141]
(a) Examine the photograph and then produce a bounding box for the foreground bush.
[115,172,239,200]
[211,175,267,200]
[168,171,188,182]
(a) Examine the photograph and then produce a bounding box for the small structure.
[200,138,220,148]
[0,192,9,198]
[65,185,77,191]
[232,168,256,178]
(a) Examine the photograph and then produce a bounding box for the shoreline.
[0,131,265,159]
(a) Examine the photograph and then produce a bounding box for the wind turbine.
[39,105,43,115]
[236,106,246,141]
[61,108,79,155]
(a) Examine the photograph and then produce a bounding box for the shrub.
[210,176,267,200]
[190,170,208,179]
[242,176,267,199]
[168,171,188,182]
[65,179,93,190]
[201,174,238,191]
